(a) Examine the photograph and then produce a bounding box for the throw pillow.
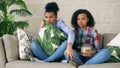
[37,20,67,56]
[17,28,33,60]
[106,33,120,62]
[3,34,19,62]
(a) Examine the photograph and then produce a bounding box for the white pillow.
[17,28,33,60]
[107,33,120,47]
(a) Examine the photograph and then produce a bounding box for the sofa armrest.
[0,37,7,68]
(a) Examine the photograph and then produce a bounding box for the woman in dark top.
[65,9,111,67]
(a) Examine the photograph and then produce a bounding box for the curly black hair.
[71,9,95,29]
[45,2,59,16]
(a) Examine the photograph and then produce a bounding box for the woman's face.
[77,13,89,30]
[44,12,57,24]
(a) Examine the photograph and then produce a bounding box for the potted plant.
[0,0,32,37]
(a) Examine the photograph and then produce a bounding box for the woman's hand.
[64,43,75,60]
[40,20,45,28]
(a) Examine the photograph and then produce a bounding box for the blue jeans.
[30,40,67,62]
[65,49,111,65]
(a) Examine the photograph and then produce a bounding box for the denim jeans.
[65,49,111,65]
[30,40,67,62]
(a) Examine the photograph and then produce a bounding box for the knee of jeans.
[64,40,67,44]
[61,40,67,48]
[30,41,38,50]
[64,40,68,47]
[102,49,110,53]
[101,49,111,56]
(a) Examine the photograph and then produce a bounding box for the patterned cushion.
[37,20,67,56]
[106,33,120,62]
[17,28,33,60]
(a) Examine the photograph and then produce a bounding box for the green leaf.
[7,0,16,7]
[0,16,3,22]
[7,0,27,9]
[0,20,15,36]
[0,1,4,11]
[14,21,29,29]
[14,0,28,9]
[20,34,25,40]
[7,15,14,22]
[10,9,32,16]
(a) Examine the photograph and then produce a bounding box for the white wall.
[23,0,120,36]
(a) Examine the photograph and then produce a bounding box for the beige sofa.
[0,33,120,68]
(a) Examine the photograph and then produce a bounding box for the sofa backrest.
[99,34,103,48]
[102,33,118,47]
[0,38,6,68]
[2,35,19,62]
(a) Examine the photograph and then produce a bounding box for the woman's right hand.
[64,43,76,60]
[40,20,45,28]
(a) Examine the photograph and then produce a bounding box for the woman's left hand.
[64,43,75,60]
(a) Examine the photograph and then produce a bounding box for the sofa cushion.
[37,20,67,56]
[78,63,120,68]
[6,60,75,68]
[0,38,6,68]
[3,34,19,62]
[17,28,33,60]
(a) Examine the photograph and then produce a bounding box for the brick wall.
[23,0,120,35]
